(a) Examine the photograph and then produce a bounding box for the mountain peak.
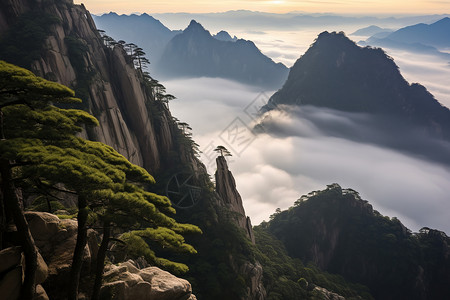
[185,19,207,32]
[214,30,237,42]
[315,31,359,48]
[157,19,288,88]
[103,12,119,17]
[433,16,450,26]
[215,156,255,243]
[267,31,450,140]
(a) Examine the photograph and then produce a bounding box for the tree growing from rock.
[214,145,232,157]
[0,61,201,300]
[0,60,96,300]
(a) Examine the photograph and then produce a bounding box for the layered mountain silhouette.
[381,17,450,49]
[351,25,393,37]
[264,31,450,164]
[155,20,289,89]
[362,18,450,58]
[93,12,180,62]
[213,30,238,42]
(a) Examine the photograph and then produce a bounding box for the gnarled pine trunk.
[91,221,111,300]
[68,195,88,300]
[0,159,38,300]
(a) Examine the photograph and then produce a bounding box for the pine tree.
[0,61,201,300]
[0,59,95,300]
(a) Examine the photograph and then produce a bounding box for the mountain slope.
[93,12,180,63]
[262,184,450,300]
[0,1,265,299]
[0,0,175,173]
[351,25,393,36]
[383,17,450,49]
[156,20,289,89]
[265,31,450,160]
[361,37,450,60]
[361,18,450,59]
[269,31,449,121]
[213,30,238,42]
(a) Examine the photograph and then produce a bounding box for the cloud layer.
[164,76,450,234]
[160,23,450,233]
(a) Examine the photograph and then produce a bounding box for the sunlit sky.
[76,0,450,15]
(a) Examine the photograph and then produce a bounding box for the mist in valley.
[112,14,450,233]
[165,75,450,233]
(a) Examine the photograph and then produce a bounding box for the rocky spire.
[215,156,255,243]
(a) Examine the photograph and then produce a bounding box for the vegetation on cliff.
[0,61,200,299]
[0,11,59,68]
[258,184,450,300]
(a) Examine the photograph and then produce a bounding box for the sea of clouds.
[161,23,450,233]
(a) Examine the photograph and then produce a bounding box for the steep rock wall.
[0,1,265,298]
[0,0,179,173]
[215,156,255,243]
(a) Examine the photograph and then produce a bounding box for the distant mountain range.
[94,15,288,88]
[93,12,180,63]
[152,10,450,31]
[360,17,450,58]
[382,17,450,49]
[156,20,289,89]
[350,25,393,36]
[263,31,450,164]
[351,25,393,37]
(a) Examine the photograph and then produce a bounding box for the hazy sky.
[77,0,450,15]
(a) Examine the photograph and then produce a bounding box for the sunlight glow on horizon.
[75,0,450,15]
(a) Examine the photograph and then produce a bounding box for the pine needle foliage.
[0,61,201,299]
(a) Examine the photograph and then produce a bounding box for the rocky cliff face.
[0,0,188,174]
[215,156,255,243]
[0,1,267,299]
[214,156,265,300]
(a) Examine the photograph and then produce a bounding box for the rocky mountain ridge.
[0,0,264,299]
[264,183,450,300]
[381,17,450,49]
[263,31,450,165]
[0,0,182,174]
[156,20,289,89]
[93,12,180,64]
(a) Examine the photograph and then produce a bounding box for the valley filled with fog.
[162,23,450,232]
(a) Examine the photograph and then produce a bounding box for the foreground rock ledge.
[100,260,197,300]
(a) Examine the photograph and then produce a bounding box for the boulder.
[33,284,49,300]
[313,287,346,300]
[140,267,192,300]
[0,246,48,299]
[36,251,49,284]
[24,212,61,242]
[0,246,22,273]
[121,260,141,274]
[101,262,195,300]
[0,266,22,300]
[100,281,127,300]
[127,281,152,299]
[99,275,151,300]
[103,264,128,282]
